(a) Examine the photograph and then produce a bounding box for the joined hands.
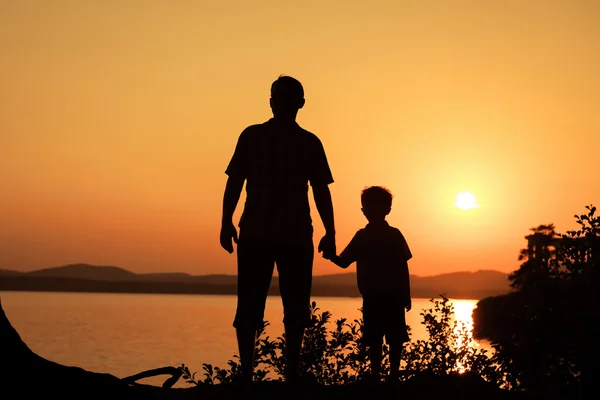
[318,232,336,260]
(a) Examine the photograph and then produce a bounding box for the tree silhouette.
[508,224,558,291]
[474,205,600,397]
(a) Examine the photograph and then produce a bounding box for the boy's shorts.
[362,295,409,347]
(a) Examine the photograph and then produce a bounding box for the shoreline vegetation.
[472,205,600,398]
[0,264,511,300]
[1,296,542,399]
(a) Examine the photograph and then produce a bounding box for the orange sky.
[1,0,599,276]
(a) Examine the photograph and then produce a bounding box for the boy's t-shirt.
[339,221,412,301]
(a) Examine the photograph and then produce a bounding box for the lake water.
[0,291,487,386]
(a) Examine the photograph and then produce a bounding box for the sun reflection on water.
[452,300,476,373]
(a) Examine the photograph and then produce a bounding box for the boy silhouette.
[323,186,412,383]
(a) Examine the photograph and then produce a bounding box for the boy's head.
[361,186,393,222]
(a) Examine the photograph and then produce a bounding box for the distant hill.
[28,264,138,280]
[0,263,512,299]
[0,269,24,276]
[410,270,510,295]
[312,272,356,286]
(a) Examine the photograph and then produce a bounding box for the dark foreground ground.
[0,298,581,400]
[2,374,553,400]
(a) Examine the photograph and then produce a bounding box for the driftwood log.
[0,297,539,399]
[0,297,193,399]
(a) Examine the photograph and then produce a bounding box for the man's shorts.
[362,295,409,347]
[233,233,314,331]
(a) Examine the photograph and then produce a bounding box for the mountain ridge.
[0,263,512,299]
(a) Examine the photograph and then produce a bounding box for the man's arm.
[307,135,335,257]
[312,184,336,257]
[312,184,335,235]
[220,176,244,253]
[221,128,250,254]
[222,176,244,225]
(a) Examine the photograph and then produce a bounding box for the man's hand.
[220,222,238,254]
[318,232,336,259]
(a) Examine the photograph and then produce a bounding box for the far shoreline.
[0,265,510,300]
[0,289,485,301]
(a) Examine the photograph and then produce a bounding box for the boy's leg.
[386,299,409,382]
[275,239,314,381]
[362,296,384,383]
[233,236,276,382]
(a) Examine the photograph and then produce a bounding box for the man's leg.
[368,337,383,381]
[284,322,304,379]
[388,341,402,381]
[234,236,275,382]
[276,239,314,380]
[236,327,258,381]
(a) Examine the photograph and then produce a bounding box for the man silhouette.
[220,75,336,384]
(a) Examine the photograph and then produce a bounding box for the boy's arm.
[404,263,412,311]
[324,231,361,269]
[326,254,353,269]
[396,230,412,310]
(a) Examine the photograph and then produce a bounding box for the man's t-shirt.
[225,118,334,242]
[339,221,412,300]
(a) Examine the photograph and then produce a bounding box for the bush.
[179,295,507,388]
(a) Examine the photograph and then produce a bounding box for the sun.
[455,192,478,210]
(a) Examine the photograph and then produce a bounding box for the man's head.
[270,75,305,118]
[361,186,393,222]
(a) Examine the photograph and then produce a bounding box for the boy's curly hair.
[361,186,393,210]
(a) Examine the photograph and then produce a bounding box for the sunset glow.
[1,1,599,277]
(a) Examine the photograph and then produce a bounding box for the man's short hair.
[271,75,304,101]
[361,186,393,210]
